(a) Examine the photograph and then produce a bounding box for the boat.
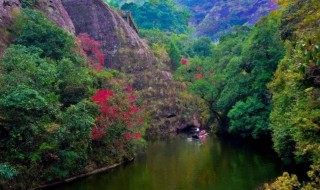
[191,130,208,139]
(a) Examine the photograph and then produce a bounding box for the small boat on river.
[191,130,208,140]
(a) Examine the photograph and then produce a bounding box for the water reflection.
[54,135,283,190]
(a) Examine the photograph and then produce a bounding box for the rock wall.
[0,0,20,29]
[0,0,21,54]
[62,0,200,135]
[35,0,75,33]
[62,0,154,71]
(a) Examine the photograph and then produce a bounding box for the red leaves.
[76,33,104,71]
[210,70,215,74]
[92,89,114,104]
[91,85,145,141]
[91,127,106,140]
[196,74,203,79]
[181,58,189,65]
[128,95,136,102]
[125,133,142,141]
[126,86,133,93]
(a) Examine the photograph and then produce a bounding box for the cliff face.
[62,0,154,71]
[35,0,75,33]
[62,0,199,134]
[0,0,20,29]
[0,0,21,54]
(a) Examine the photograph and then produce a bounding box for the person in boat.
[192,127,201,139]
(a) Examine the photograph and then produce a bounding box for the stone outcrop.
[35,0,75,33]
[62,0,154,71]
[0,0,21,54]
[0,0,20,29]
[61,0,201,135]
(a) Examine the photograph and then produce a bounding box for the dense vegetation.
[264,0,320,189]
[132,0,320,188]
[107,0,277,39]
[0,9,146,189]
[1,0,320,189]
[174,13,285,139]
[118,0,190,33]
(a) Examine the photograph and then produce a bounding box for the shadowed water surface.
[54,135,283,190]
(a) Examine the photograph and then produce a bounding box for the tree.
[228,96,270,138]
[168,41,181,70]
[187,37,213,58]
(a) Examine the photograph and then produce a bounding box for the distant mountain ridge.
[175,0,278,39]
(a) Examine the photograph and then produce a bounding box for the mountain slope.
[175,0,278,39]
[105,0,277,39]
[62,0,201,134]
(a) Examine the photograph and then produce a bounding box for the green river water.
[53,134,283,190]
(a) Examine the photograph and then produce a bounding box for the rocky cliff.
[35,0,75,33]
[62,0,154,71]
[62,0,200,134]
[0,0,20,29]
[0,0,20,54]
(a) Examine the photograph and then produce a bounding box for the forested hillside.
[265,0,320,188]
[175,13,285,138]
[130,0,320,188]
[0,7,148,189]
[109,0,278,39]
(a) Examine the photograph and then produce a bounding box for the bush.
[0,163,17,180]
[14,9,76,60]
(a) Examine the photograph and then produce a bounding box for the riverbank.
[33,158,134,190]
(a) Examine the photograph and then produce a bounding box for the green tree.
[168,41,181,70]
[228,96,270,138]
[187,37,213,58]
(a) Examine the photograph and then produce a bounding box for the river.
[53,134,283,190]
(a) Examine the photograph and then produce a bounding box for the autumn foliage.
[91,85,146,141]
[181,58,189,65]
[76,33,104,71]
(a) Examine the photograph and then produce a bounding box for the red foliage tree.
[91,85,145,141]
[76,33,104,71]
[181,58,189,65]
